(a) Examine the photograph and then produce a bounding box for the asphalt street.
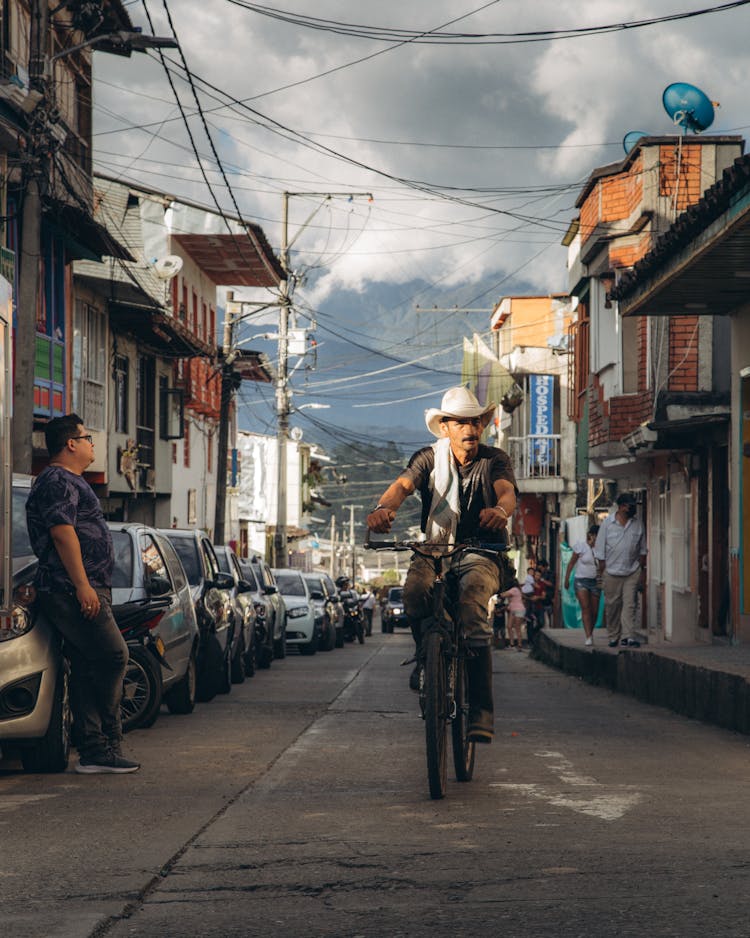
[2,623,750,938]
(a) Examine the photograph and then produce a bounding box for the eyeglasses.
[71,434,94,444]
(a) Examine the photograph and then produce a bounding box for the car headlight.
[392,606,403,615]
[0,605,33,642]
[287,605,309,618]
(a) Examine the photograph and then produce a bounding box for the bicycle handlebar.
[364,529,508,561]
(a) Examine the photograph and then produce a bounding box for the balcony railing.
[508,435,561,479]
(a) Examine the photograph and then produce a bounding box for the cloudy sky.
[94,1,750,449]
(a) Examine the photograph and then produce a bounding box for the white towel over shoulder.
[425,438,460,544]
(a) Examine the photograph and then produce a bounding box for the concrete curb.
[533,630,750,735]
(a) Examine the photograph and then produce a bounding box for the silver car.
[272,569,318,655]
[0,476,70,773]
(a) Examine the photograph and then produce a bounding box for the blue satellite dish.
[623,131,650,155]
[662,82,716,134]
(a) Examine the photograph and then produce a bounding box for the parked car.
[157,528,235,702]
[236,559,274,669]
[214,545,257,682]
[302,572,338,652]
[110,523,201,729]
[0,476,70,773]
[271,568,318,655]
[240,554,287,660]
[321,573,345,648]
[382,586,408,633]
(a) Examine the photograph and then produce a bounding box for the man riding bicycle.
[367,386,517,744]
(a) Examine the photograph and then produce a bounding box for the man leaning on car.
[25,414,140,775]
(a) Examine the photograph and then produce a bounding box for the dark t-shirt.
[26,465,114,593]
[401,443,517,544]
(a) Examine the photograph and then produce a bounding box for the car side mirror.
[310,589,324,601]
[237,579,254,594]
[147,574,172,597]
[264,585,277,595]
[212,572,235,591]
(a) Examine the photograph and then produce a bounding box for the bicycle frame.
[365,534,507,799]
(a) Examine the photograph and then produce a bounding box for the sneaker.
[625,638,641,648]
[584,637,593,646]
[608,640,619,648]
[76,752,140,774]
[621,639,629,646]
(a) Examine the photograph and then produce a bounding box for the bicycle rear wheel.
[451,654,476,782]
[424,630,448,800]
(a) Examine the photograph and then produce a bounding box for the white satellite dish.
[290,426,303,442]
[153,255,183,280]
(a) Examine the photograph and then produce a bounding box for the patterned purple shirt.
[26,466,114,593]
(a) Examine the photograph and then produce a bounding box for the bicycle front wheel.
[451,654,476,782]
[424,630,448,800]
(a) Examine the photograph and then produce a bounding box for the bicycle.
[365,534,508,800]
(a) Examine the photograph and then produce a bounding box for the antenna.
[662,82,718,135]
[152,255,184,280]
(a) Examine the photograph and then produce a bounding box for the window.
[73,301,105,429]
[114,354,129,433]
[159,376,184,440]
[159,535,187,592]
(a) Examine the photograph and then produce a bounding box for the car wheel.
[231,631,246,684]
[257,645,273,669]
[196,632,223,702]
[321,619,336,652]
[273,628,287,660]
[244,638,257,678]
[121,645,162,732]
[20,662,71,774]
[218,644,232,694]
[298,635,318,656]
[165,650,197,715]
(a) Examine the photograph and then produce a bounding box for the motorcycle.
[340,591,365,645]
[115,598,172,733]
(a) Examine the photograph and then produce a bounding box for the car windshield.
[12,487,33,558]
[166,536,200,585]
[274,572,306,596]
[111,531,133,588]
[389,588,403,603]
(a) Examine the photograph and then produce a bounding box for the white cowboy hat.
[424,386,496,438]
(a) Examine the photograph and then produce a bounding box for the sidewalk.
[532,628,750,736]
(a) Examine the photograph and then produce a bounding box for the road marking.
[0,794,60,812]
[491,750,642,821]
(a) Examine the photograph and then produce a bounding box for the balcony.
[508,435,562,488]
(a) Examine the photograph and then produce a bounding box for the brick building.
[564,135,743,644]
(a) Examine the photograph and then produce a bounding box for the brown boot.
[466,646,494,743]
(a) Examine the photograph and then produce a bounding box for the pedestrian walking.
[25,414,139,774]
[500,580,526,650]
[361,589,376,636]
[594,493,647,648]
[564,524,601,646]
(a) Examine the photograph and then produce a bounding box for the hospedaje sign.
[529,374,554,468]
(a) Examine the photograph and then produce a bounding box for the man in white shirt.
[594,492,647,648]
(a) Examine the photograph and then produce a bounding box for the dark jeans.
[403,552,502,648]
[37,589,128,759]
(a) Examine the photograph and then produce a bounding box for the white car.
[271,569,318,655]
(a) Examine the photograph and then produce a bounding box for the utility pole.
[13,0,48,474]
[214,292,237,544]
[11,5,178,473]
[272,191,371,568]
[329,514,335,578]
[343,504,362,585]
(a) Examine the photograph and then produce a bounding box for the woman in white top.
[563,524,601,646]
